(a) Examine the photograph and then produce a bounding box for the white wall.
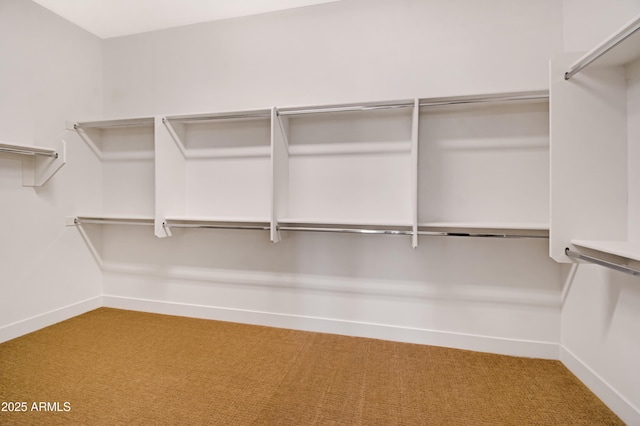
[103,0,563,116]
[563,0,640,52]
[0,0,103,341]
[560,1,640,423]
[97,0,566,359]
[3,0,638,420]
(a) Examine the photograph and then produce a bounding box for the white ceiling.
[32,0,340,39]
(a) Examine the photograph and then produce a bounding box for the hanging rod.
[276,91,548,116]
[565,248,640,276]
[163,222,270,231]
[277,101,415,116]
[564,14,640,80]
[0,146,58,158]
[419,91,549,107]
[73,117,155,129]
[419,231,548,239]
[278,226,413,235]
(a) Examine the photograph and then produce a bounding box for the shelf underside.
[72,215,547,238]
[572,240,640,262]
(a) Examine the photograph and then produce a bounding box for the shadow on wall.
[74,224,564,308]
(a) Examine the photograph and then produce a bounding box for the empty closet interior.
[1,1,639,424]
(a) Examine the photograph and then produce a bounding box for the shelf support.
[0,140,66,187]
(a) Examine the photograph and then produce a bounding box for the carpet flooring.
[0,308,623,425]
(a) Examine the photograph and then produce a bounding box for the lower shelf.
[164,217,270,231]
[566,242,640,277]
[71,215,154,226]
[419,222,549,239]
[571,240,640,262]
[68,216,550,242]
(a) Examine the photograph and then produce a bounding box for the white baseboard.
[0,296,103,344]
[560,346,640,425]
[102,295,559,359]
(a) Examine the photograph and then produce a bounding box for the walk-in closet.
[1,1,639,423]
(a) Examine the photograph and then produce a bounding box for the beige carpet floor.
[0,308,623,425]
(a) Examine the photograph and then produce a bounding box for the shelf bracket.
[20,140,66,187]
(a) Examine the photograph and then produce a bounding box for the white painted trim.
[0,296,103,344]
[102,295,559,360]
[560,345,640,425]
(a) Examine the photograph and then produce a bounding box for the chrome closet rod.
[419,231,548,239]
[163,112,272,123]
[277,92,548,116]
[278,226,413,235]
[73,118,154,129]
[564,17,640,80]
[565,248,640,276]
[419,92,549,107]
[164,223,270,231]
[277,102,414,116]
[0,147,58,158]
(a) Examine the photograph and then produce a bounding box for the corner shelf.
[0,140,66,186]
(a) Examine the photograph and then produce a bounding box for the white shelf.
[419,222,549,238]
[71,116,156,219]
[0,141,57,157]
[163,216,271,233]
[277,99,414,116]
[417,94,549,228]
[65,91,553,245]
[420,222,549,231]
[159,108,273,228]
[419,90,549,107]
[165,215,270,224]
[71,215,155,227]
[566,13,640,78]
[571,240,640,262]
[76,214,155,220]
[278,217,412,228]
[551,16,640,262]
[70,116,155,130]
[164,108,271,123]
[283,101,417,231]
